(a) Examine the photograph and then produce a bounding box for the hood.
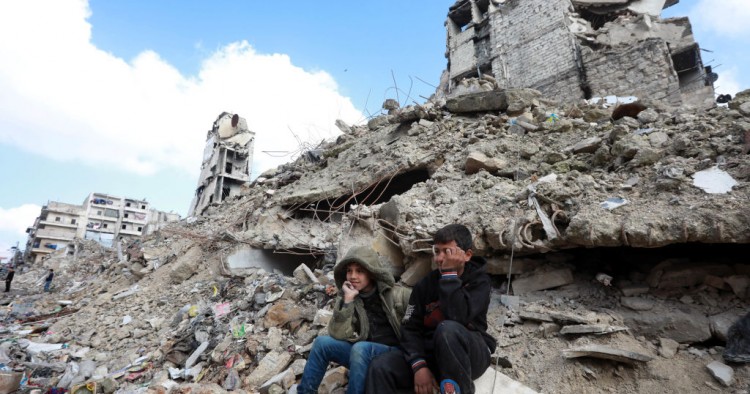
[333,246,395,290]
[462,255,488,280]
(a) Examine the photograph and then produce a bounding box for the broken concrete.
[562,345,654,364]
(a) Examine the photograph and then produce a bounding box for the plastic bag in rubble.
[223,368,240,391]
[230,316,248,339]
[171,304,191,327]
[188,305,199,317]
[57,360,80,389]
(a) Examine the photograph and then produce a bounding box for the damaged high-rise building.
[24,193,180,264]
[188,112,255,216]
[441,0,716,108]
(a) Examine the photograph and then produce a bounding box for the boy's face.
[345,262,374,293]
[433,240,472,274]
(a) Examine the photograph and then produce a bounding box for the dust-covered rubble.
[1,87,750,393]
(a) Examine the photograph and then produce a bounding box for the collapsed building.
[4,89,749,394]
[440,0,716,108]
[188,113,256,217]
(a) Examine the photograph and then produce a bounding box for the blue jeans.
[44,280,51,292]
[298,335,394,394]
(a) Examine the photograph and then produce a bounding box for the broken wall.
[444,0,715,107]
[188,113,255,217]
[488,0,584,100]
[583,38,681,105]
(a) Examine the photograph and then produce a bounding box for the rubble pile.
[1,87,750,393]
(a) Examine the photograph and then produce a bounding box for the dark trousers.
[365,320,491,394]
[5,280,11,292]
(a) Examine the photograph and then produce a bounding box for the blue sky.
[0,0,748,259]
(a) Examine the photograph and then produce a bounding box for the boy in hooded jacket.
[366,224,497,394]
[298,246,410,394]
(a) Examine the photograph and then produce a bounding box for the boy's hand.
[438,247,467,274]
[342,281,358,303]
[414,368,438,394]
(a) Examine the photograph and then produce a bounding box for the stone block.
[706,361,734,387]
[619,308,711,343]
[400,257,432,287]
[724,275,749,298]
[318,366,348,393]
[620,296,654,311]
[465,151,509,175]
[512,268,574,295]
[445,91,508,113]
[473,367,539,393]
[658,337,679,358]
[618,283,650,297]
[312,309,333,327]
[246,351,292,388]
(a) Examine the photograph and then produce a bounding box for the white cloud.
[0,204,41,257]
[714,67,742,97]
[689,0,750,37]
[0,0,363,178]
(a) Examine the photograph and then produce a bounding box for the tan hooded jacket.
[328,246,411,343]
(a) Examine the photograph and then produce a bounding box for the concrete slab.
[474,367,539,393]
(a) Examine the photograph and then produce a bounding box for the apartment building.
[24,201,85,263]
[24,192,180,264]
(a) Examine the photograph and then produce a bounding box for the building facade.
[442,0,715,108]
[24,193,180,264]
[188,112,255,216]
[24,201,85,264]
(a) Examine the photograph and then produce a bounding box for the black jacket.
[5,271,14,282]
[401,256,496,366]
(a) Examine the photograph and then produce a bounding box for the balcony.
[38,219,78,229]
[35,229,76,241]
[123,203,148,212]
[88,213,119,222]
[122,212,148,223]
[119,228,143,236]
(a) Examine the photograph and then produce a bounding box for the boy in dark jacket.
[366,224,496,394]
[4,267,14,292]
[44,269,54,292]
[298,246,410,394]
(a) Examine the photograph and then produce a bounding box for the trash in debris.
[188,305,199,317]
[596,273,613,286]
[546,113,560,123]
[600,197,629,210]
[634,128,654,135]
[692,167,738,194]
[620,176,639,189]
[661,166,684,179]
[588,95,638,108]
[213,302,230,318]
[716,94,732,104]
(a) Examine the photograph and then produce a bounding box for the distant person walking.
[44,269,54,292]
[4,267,14,292]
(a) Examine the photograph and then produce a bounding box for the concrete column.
[446,18,460,38]
[470,0,483,24]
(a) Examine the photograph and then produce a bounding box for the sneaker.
[440,379,461,394]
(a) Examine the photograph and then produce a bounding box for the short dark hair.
[433,224,473,251]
